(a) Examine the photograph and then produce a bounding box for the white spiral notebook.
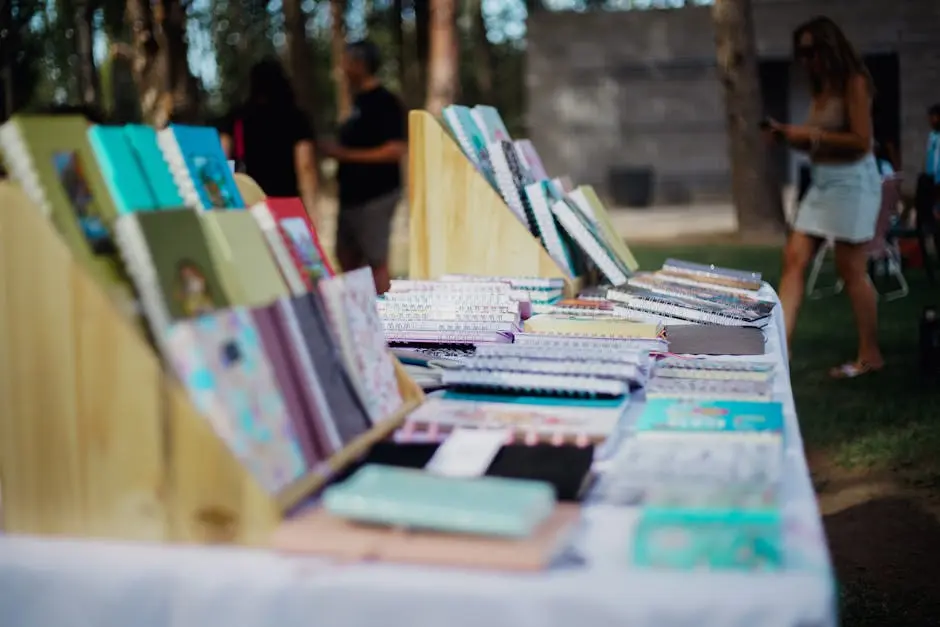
[607,285,772,328]
[441,370,629,398]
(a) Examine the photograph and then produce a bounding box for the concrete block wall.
[527,0,940,205]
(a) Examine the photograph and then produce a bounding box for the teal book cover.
[124,125,185,208]
[632,508,783,571]
[635,399,784,434]
[168,124,245,210]
[88,125,160,213]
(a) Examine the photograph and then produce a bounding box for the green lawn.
[633,244,940,476]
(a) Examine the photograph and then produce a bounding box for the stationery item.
[471,105,511,143]
[323,464,556,538]
[568,185,640,273]
[629,273,776,318]
[425,428,509,478]
[391,345,476,365]
[551,198,631,285]
[654,357,775,382]
[645,377,774,402]
[157,124,245,210]
[0,114,129,294]
[201,209,290,306]
[524,313,662,339]
[552,176,574,193]
[441,105,498,185]
[272,503,580,571]
[265,197,335,284]
[249,203,308,295]
[442,370,628,399]
[659,259,763,292]
[512,332,669,355]
[320,268,403,422]
[513,140,548,180]
[474,342,649,366]
[124,124,190,208]
[252,305,323,464]
[664,324,766,356]
[489,139,538,234]
[635,399,784,436]
[463,355,644,387]
[278,294,373,447]
[386,329,514,345]
[632,509,783,571]
[165,308,307,493]
[439,274,566,291]
[88,125,164,213]
[114,208,228,339]
[525,180,575,276]
[353,441,595,502]
[607,284,771,327]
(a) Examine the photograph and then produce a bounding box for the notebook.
[628,274,776,318]
[568,185,640,273]
[525,180,575,276]
[513,140,548,181]
[249,203,308,295]
[124,125,186,208]
[441,105,498,187]
[645,377,774,402]
[442,370,629,399]
[265,197,334,284]
[165,308,307,493]
[635,399,785,436]
[607,285,772,327]
[659,259,763,293]
[664,324,766,356]
[489,139,538,234]
[524,314,662,339]
[464,355,643,386]
[201,209,290,306]
[0,114,130,297]
[157,124,245,210]
[632,509,783,571]
[114,208,229,340]
[473,342,649,366]
[654,357,775,382]
[323,465,556,538]
[471,105,511,144]
[551,198,631,286]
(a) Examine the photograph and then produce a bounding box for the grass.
[632,244,940,476]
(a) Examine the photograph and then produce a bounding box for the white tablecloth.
[0,287,836,627]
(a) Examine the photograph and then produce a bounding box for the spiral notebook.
[607,285,772,328]
[627,274,776,318]
[645,377,774,402]
[654,357,775,382]
[551,198,631,286]
[442,370,629,399]
[524,313,663,339]
[157,124,244,210]
[473,342,649,366]
[525,180,575,277]
[489,139,538,235]
[659,259,763,293]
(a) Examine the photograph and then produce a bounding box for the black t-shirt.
[337,86,406,208]
[219,103,315,198]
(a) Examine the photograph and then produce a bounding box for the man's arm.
[331,141,406,164]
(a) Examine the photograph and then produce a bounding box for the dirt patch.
[810,450,940,626]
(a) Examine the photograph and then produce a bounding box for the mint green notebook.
[323,465,556,538]
[123,125,185,208]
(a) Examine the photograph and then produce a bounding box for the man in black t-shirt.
[320,40,406,295]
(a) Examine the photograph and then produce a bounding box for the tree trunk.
[466,0,493,104]
[424,0,458,116]
[412,0,429,109]
[283,0,315,118]
[330,0,350,122]
[712,0,785,235]
[75,0,100,108]
[392,0,405,93]
[121,0,200,127]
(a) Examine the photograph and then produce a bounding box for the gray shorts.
[336,190,400,266]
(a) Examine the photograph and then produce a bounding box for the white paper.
[424,428,508,478]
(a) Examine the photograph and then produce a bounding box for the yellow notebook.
[523,314,662,339]
[201,210,290,306]
[570,185,640,273]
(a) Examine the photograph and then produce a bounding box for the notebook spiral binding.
[473,342,648,365]
[550,199,629,286]
[0,123,51,217]
[607,288,765,327]
[156,129,202,210]
[441,370,627,398]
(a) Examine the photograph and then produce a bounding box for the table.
[0,287,836,627]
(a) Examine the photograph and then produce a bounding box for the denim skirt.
[793,155,882,243]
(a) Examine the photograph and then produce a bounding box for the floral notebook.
[166,308,307,493]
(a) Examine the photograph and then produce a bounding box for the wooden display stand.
[407,110,582,296]
[0,180,422,547]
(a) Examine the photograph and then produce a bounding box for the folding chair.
[806,176,908,300]
[888,173,939,285]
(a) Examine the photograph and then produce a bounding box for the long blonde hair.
[793,16,873,96]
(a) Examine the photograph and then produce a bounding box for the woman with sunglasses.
[767,16,883,378]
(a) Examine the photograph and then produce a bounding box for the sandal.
[829,361,884,379]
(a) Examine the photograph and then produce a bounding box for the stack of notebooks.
[0,114,408,504]
[644,356,777,403]
[598,395,786,572]
[440,104,639,286]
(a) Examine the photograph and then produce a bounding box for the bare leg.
[834,241,884,368]
[778,231,822,351]
[371,263,391,295]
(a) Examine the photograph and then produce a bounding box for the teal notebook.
[323,464,556,538]
[632,508,783,571]
[87,125,184,213]
[635,399,784,435]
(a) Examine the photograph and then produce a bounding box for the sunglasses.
[796,45,817,60]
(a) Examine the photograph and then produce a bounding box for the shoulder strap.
[234,118,245,162]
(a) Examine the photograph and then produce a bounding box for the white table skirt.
[0,287,836,627]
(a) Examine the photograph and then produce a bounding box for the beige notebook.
[524,314,662,339]
[201,210,289,306]
[272,504,579,571]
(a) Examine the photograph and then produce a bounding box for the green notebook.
[201,210,290,307]
[0,114,131,303]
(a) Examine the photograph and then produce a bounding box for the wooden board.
[407,110,581,296]
[0,180,422,546]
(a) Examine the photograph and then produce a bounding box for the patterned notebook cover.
[266,197,335,284]
[645,377,774,402]
[660,259,763,292]
[514,140,548,181]
[628,274,776,318]
[165,308,307,493]
[607,284,772,327]
[635,399,784,435]
[158,124,244,210]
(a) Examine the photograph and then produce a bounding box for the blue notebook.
[124,125,186,208]
[89,126,160,213]
[158,124,244,210]
[632,508,783,571]
[635,399,784,435]
[323,464,556,538]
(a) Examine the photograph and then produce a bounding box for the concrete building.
[527,0,940,207]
